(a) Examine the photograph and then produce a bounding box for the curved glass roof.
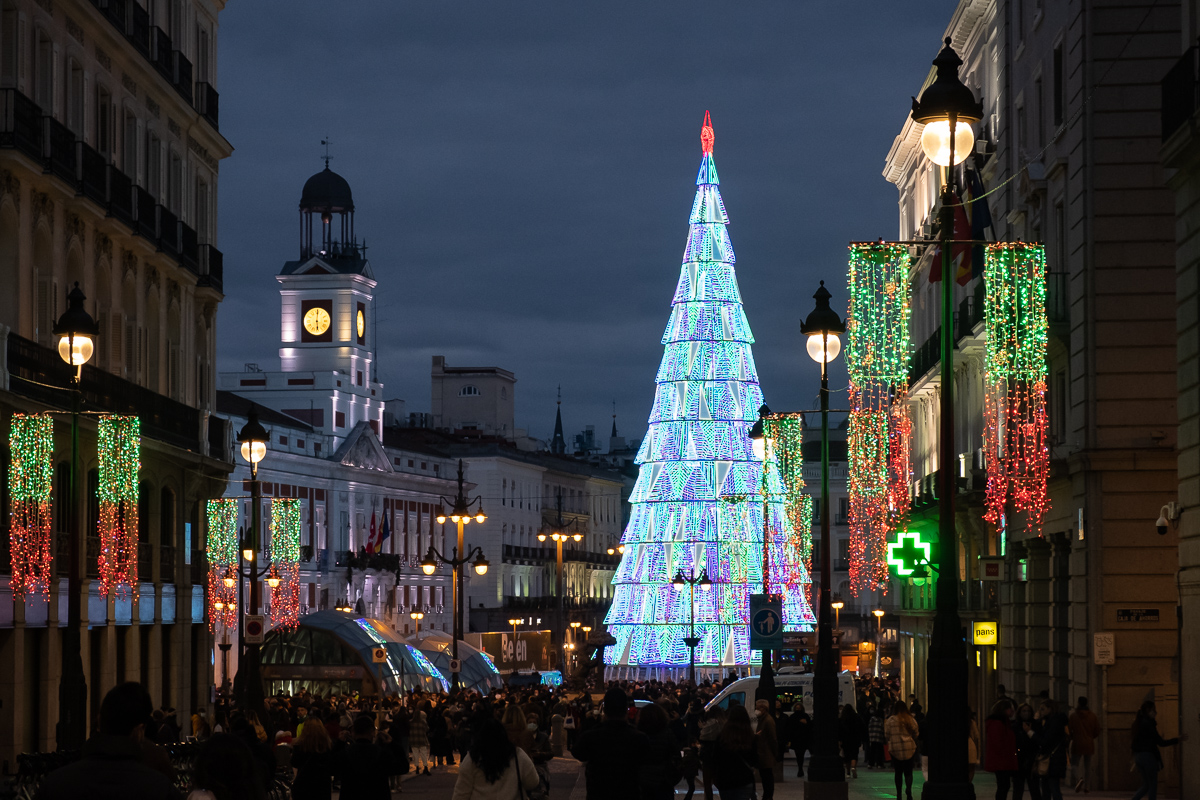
[411,630,502,694]
[262,610,448,694]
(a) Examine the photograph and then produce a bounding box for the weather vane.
[320,137,333,168]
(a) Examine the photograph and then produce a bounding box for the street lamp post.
[411,610,425,635]
[672,567,712,685]
[431,460,487,690]
[538,490,582,676]
[233,410,268,715]
[831,596,844,632]
[747,409,778,715]
[421,543,488,690]
[909,37,983,800]
[53,283,98,752]
[800,280,848,796]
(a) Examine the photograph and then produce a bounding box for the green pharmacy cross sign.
[887,530,933,577]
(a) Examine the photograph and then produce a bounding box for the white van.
[705,668,857,715]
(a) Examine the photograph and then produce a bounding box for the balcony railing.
[108,166,134,225]
[126,2,150,57]
[157,206,179,257]
[179,223,198,274]
[172,52,193,104]
[7,333,206,453]
[198,244,223,292]
[0,88,43,161]
[1163,44,1200,141]
[78,141,107,206]
[134,185,156,239]
[160,544,176,582]
[909,327,941,384]
[44,116,76,184]
[56,533,70,576]
[195,82,219,130]
[955,279,985,341]
[151,27,173,79]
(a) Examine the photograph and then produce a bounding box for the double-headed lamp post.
[831,596,844,631]
[411,610,425,634]
[873,608,886,677]
[672,567,712,685]
[426,460,487,690]
[539,490,582,676]
[909,37,983,800]
[234,410,268,714]
[800,281,848,797]
[52,282,98,752]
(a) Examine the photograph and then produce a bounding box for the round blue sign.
[752,607,781,637]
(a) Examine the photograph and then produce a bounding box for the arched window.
[458,385,480,397]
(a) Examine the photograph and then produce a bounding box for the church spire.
[551,386,566,455]
[611,400,618,439]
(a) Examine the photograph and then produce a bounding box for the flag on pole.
[379,512,391,551]
[366,511,378,554]
[928,191,973,284]
[965,165,994,281]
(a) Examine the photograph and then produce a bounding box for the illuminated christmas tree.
[604,113,815,670]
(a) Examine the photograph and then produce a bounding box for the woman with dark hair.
[708,704,757,800]
[637,703,682,800]
[187,733,265,800]
[451,716,541,800]
[884,701,920,800]
[1131,700,1187,800]
[789,703,811,778]
[290,716,337,800]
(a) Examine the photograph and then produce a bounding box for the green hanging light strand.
[268,498,302,630]
[845,243,913,596]
[983,242,1050,529]
[97,415,140,600]
[206,499,240,631]
[8,413,55,601]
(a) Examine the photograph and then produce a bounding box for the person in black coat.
[788,704,812,778]
[1131,700,1187,800]
[571,688,651,799]
[1013,703,1044,800]
[637,703,682,800]
[337,716,394,800]
[1036,700,1069,800]
[838,704,866,778]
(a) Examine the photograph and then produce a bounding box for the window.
[837,538,849,562]
[67,59,84,136]
[145,133,161,196]
[1034,78,1043,147]
[459,385,480,397]
[96,86,112,158]
[0,3,16,87]
[335,411,346,429]
[124,112,138,176]
[35,32,52,110]
[1052,370,1067,444]
[357,371,363,386]
[297,440,305,449]
[1016,105,1026,158]
[195,179,209,242]
[196,27,210,83]
[278,436,288,446]
[1053,45,1064,126]
[168,151,182,214]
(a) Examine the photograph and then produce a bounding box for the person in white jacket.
[452,716,542,800]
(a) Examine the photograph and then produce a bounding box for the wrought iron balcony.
[108,166,134,225]
[151,27,173,80]
[6,333,207,453]
[78,141,107,206]
[126,2,150,58]
[195,82,219,130]
[137,541,152,579]
[160,544,176,582]
[0,88,43,162]
[134,185,156,239]
[157,206,179,257]
[172,52,193,105]
[179,222,198,274]
[44,116,76,184]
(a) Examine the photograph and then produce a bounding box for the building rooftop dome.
[300,166,354,213]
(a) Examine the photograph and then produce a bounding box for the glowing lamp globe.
[242,549,254,563]
[58,334,94,367]
[919,120,974,167]
[436,514,447,524]
[52,283,99,368]
[475,511,487,524]
[450,514,461,524]
[805,332,842,364]
[572,533,582,543]
[538,533,547,542]
[472,553,490,576]
[267,575,281,589]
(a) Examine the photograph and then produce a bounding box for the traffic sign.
[749,594,783,650]
[245,615,265,644]
[372,647,387,663]
[1093,633,1115,665]
[448,658,462,673]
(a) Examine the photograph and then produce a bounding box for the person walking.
[290,718,339,800]
[868,706,886,769]
[409,703,432,776]
[637,703,683,800]
[1068,697,1100,793]
[1130,700,1187,800]
[451,716,540,800]
[187,734,265,800]
[789,703,811,778]
[698,705,727,800]
[571,687,651,799]
[337,716,395,800]
[753,700,778,800]
[839,704,866,778]
[1014,703,1044,800]
[1037,699,1070,800]
[883,701,920,800]
[707,704,758,800]
[984,700,1018,800]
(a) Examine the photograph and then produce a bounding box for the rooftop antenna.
[320,137,333,169]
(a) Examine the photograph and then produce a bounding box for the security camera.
[1157,502,1180,536]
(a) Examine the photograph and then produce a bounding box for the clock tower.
[219,164,384,444]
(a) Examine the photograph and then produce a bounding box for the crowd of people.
[25,672,1189,800]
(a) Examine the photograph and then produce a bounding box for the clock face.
[304,307,331,336]
[357,309,365,339]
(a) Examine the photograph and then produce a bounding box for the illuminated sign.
[972,621,999,645]
[887,529,933,577]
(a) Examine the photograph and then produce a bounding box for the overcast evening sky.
[215,2,947,444]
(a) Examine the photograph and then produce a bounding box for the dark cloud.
[216,1,946,440]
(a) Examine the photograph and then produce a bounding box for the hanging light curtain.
[8,413,54,601]
[206,499,239,630]
[846,243,912,595]
[97,415,140,599]
[269,498,302,629]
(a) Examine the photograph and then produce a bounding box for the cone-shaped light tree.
[604,113,815,670]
